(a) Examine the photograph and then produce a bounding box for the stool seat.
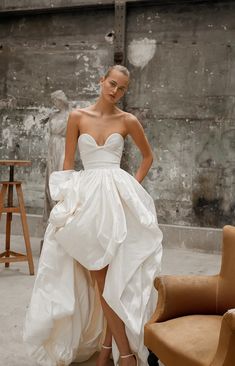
[0,160,31,166]
[0,160,34,275]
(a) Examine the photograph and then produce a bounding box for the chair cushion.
[145,315,222,366]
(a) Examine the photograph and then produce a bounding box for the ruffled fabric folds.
[24,168,162,366]
[23,222,104,366]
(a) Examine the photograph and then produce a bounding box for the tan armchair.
[145,225,235,366]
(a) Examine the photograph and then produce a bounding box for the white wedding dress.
[23,132,163,366]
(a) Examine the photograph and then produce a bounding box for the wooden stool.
[0,160,34,275]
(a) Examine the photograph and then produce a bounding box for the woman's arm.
[125,114,154,183]
[63,110,80,170]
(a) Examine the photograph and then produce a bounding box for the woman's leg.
[92,266,136,366]
[96,324,112,366]
[103,324,112,347]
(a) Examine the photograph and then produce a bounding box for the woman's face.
[100,69,129,104]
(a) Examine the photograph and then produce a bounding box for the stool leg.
[5,212,12,267]
[5,183,14,268]
[0,185,8,263]
[16,184,34,275]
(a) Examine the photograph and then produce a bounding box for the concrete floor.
[0,234,221,366]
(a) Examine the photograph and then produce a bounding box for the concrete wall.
[0,1,235,227]
[125,1,235,228]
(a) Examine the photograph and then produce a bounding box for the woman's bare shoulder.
[68,107,91,125]
[69,108,82,119]
[66,109,85,132]
[123,111,139,126]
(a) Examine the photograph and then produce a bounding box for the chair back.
[217,225,235,313]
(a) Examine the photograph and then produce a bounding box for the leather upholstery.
[144,225,235,366]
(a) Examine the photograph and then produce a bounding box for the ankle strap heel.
[120,353,134,359]
[101,344,112,350]
[120,353,138,365]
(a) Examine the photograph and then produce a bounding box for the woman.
[24,65,162,366]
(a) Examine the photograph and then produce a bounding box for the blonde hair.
[104,65,130,79]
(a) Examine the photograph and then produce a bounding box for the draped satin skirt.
[23,169,163,366]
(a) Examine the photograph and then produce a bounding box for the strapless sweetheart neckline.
[78,132,124,147]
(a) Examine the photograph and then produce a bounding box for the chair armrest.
[211,309,235,366]
[225,309,235,330]
[150,274,218,322]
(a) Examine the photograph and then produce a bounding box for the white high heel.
[119,353,138,366]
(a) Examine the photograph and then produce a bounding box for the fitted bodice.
[78,133,124,170]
